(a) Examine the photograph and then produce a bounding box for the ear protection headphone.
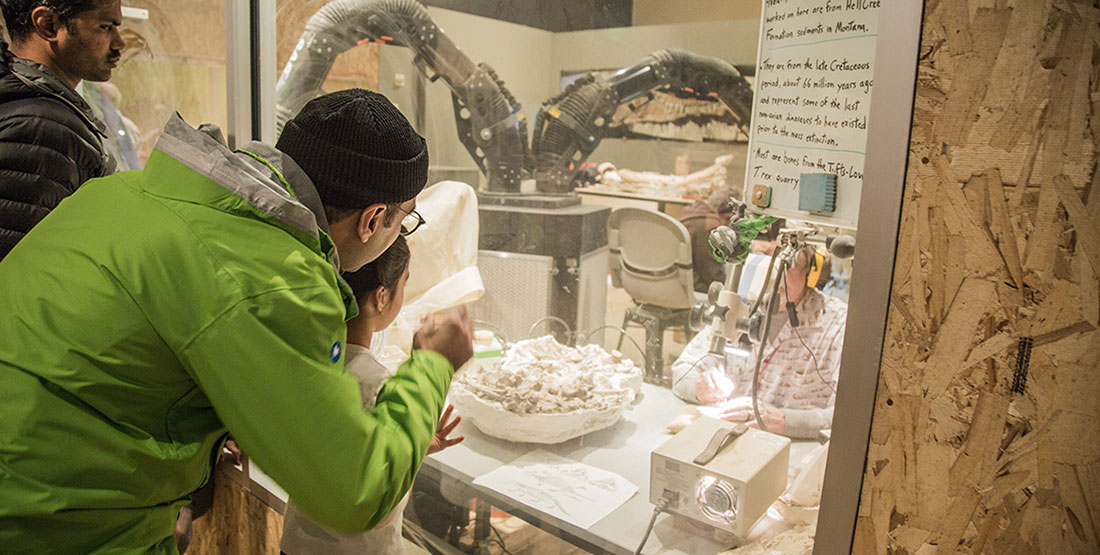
[773,247,830,329]
[805,247,827,289]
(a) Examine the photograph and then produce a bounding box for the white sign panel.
[745,0,882,228]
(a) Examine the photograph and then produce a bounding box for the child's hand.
[428,404,464,455]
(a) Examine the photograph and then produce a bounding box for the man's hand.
[222,438,242,466]
[413,306,474,371]
[428,404,465,455]
[716,396,786,434]
[174,505,193,554]
[695,368,735,404]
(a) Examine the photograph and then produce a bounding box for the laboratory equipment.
[692,215,853,431]
[650,415,790,538]
[471,329,503,369]
[474,194,610,346]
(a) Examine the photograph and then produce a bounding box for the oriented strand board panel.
[854,1,1100,554]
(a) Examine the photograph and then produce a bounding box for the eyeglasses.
[394,205,426,236]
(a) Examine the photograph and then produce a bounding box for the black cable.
[785,300,800,327]
[791,325,836,394]
[750,257,788,432]
[487,522,515,555]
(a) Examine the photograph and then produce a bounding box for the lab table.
[418,384,820,555]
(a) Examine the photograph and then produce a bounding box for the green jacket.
[0,115,453,553]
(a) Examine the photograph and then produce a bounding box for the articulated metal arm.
[276,0,528,191]
[531,48,753,194]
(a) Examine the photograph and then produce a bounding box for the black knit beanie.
[276,89,429,207]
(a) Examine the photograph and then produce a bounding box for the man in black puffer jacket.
[0,0,125,260]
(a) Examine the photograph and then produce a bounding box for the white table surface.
[420,384,819,554]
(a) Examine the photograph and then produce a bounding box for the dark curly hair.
[341,235,410,308]
[1,0,106,43]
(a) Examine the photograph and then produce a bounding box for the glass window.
[266,2,871,554]
[276,2,381,91]
[82,1,229,170]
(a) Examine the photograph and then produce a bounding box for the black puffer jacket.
[0,42,114,260]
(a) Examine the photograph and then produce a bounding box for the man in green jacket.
[0,89,473,553]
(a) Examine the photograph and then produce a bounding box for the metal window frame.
[813,2,926,553]
[226,0,276,149]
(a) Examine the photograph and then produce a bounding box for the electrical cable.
[633,492,675,555]
[484,538,513,555]
[487,522,516,555]
[670,350,724,392]
[527,316,572,340]
[633,509,660,555]
[791,325,836,394]
[584,325,648,369]
[750,256,788,432]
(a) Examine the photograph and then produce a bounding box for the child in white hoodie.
[281,236,463,554]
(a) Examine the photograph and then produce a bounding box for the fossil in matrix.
[450,336,643,443]
[596,154,734,199]
[612,92,748,143]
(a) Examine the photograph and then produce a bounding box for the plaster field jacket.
[0,43,114,260]
[0,115,453,553]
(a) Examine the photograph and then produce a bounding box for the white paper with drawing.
[472,450,638,529]
[745,0,882,227]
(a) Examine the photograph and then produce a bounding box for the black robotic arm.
[278,3,753,196]
[275,0,528,191]
[530,48,753,193]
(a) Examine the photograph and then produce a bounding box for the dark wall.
[423,0,632,32]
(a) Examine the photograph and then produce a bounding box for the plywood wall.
[853,0,1100,553]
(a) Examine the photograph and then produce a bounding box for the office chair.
[608,207,700,385]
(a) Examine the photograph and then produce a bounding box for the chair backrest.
[608,207,696,309]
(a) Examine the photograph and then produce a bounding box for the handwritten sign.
[745,0,882,228]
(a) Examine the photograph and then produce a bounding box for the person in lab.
[0,89,472,552]
[0,0,125,260]
[670,246,847,439]
[679,186,736,293]
[281,236,465,554]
